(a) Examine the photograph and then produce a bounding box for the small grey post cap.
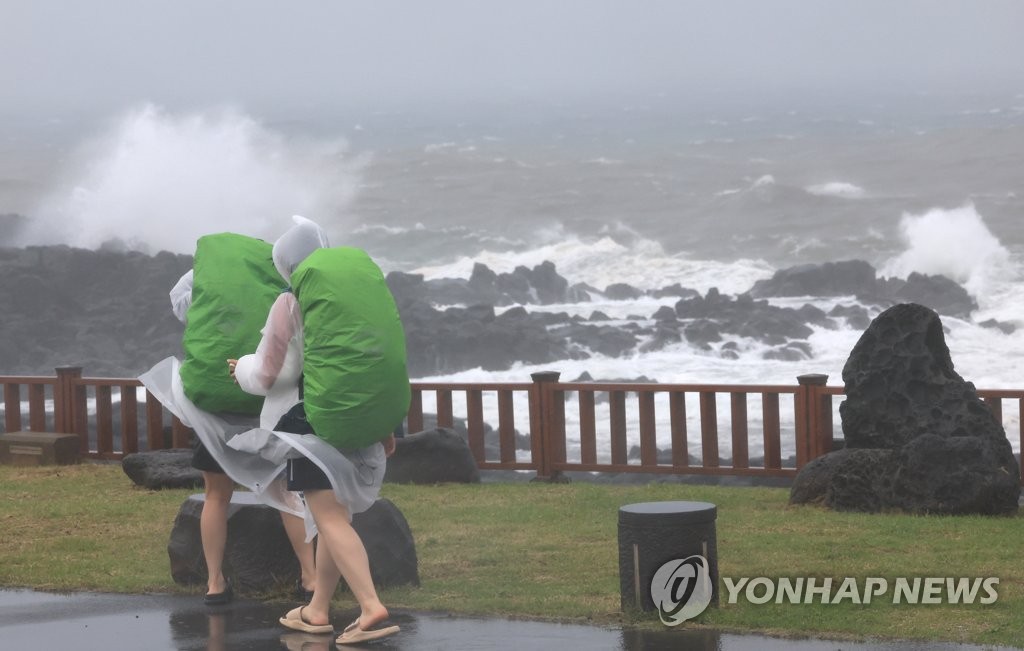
[618,501,717,526]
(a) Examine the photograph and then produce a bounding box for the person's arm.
[382,432,397,457]
[233,293,298,395]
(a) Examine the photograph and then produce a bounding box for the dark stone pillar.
[618,501,718,613]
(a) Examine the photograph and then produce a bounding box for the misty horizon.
[3,0,1024,120]
[2,0,1023,262]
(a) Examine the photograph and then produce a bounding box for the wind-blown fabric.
[141,227,310,528]
[139,356,305,518]
[229,285,389,537]
[229,216,394,538]
[169,269,193,324]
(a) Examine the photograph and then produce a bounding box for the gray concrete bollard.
[618,501,718,612]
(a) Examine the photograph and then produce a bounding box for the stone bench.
[167,492,418,594]
[0,431,79,466]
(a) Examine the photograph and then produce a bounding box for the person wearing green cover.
[148,232,317,605]
[232,216,408,645]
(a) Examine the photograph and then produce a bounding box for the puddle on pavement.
[0,590,1018,651]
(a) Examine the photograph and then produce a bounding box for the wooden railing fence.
[2,366,1023,484]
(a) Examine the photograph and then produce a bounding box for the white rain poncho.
[142,217,387,540]
[143,257,304,519]
[169,269,194,324]
[229,216,388,538]
[139,356,306,518]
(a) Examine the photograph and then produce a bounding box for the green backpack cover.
[179,233,282,415]
[292,247,410,448]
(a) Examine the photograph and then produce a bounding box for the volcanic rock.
[122,448,202,490]
[790,303,1019,514]
[384,427,480,484]
[748,259,877,298]
[167,494,418,592]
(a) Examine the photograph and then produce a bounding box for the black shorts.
[286,456,333,491]
[190,439,225,474]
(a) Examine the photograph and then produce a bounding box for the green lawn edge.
[1,463,1020,647]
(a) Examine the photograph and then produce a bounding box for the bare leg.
[281,511,317,593]
[301,489,388,629]
[296,530,343,626]
[200,471,234,595]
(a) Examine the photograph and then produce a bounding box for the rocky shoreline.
[0,245,1007,379]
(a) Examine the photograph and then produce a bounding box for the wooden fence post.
[530,370,562,482]
[54,366,82,435]
[796,373,829,467]
[3,383,20,433]
[53,366,89,455]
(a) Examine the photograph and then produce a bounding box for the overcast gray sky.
[3,0,1024,116]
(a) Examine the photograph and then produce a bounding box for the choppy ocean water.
[3,93,1024,459]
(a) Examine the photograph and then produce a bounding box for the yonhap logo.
[650,555,713,626]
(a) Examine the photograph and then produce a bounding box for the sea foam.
[412,233,775,295]
[805,181,866,199]
[20,104,364,253]
[881,203,1012,303]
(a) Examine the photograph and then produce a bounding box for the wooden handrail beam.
[5,366,1022,487]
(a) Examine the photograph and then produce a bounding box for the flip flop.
[335,619,400,645]
[279,606,334,634]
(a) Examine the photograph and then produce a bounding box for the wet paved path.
[1,589,1019,651]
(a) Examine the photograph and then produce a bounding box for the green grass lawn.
[1,463,1021,646]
